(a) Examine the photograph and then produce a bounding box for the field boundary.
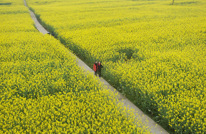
[24,0,169,133]
[24,0,49,35]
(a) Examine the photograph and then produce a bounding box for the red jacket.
[93,63,98,71]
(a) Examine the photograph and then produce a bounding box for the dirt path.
[24,0,49,35]
[24,0,169,133]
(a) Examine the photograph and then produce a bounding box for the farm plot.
[0,0,149,133]
[27,0,206,133]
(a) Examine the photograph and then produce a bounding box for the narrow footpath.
[24,0,169,133]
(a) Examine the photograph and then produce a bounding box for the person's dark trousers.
[98,70,101,77]
[95,71,98,76]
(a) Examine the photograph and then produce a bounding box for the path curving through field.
[24,0,169,133]
[24,0,49,35]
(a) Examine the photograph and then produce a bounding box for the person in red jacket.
[97,62,103,77]
[93,61,98,76]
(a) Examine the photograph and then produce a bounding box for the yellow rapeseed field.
[27,0,206,133]
[0,0,150,133]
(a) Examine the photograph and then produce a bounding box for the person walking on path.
[97,61,103,77]
[93,61,98,76]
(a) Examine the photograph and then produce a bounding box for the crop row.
[0,0,149,133]
[26,0,206,133]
